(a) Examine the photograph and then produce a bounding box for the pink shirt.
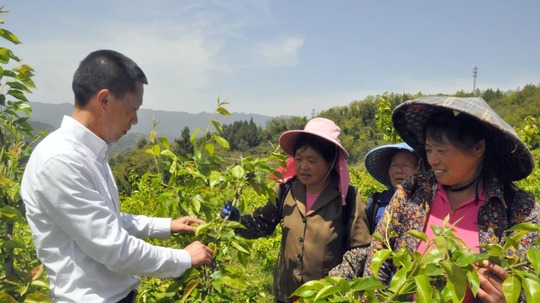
[417,184,485,253]
[417,184,485,303]
[306,193,318,211]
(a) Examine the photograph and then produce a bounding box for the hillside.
[27,102,275,152]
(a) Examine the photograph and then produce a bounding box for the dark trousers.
[117,290,137,303]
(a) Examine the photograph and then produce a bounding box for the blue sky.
[3,0,539,117]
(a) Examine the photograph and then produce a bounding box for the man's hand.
[476,260,508,303]
[184,241,214,267]
[170,216,204,234]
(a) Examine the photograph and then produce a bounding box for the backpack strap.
[277,179,293,218]
[343,185,357,226]
[365,192,380,234]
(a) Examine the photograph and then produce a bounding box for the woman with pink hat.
[221,117,371,302]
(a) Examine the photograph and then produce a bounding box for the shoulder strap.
[277,179,293,218]
[366,192,380,234]
[343,185,357,226]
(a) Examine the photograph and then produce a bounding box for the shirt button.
[297,270,303,276]
[297,254,302,261]
[298,236,304,243]
[302,217,306,223]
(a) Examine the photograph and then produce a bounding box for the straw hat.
[392,96,534,181]
[365,142,416,187]
[278,117,349,157]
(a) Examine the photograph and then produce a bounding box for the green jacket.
[238,177,371,302]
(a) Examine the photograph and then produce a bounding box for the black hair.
[423,110,507,182]
[424,110,488,152]
[72,49,148,108]
[293,133,338,164]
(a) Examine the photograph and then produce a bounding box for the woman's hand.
[476,260,508,303]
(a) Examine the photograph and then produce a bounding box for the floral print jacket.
[363,170,540,285]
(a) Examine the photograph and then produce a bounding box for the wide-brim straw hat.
[279,117,349,157]
[392,96,534,181]
[365,142,415,187]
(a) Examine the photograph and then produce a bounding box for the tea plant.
[293,217,540,303]
[0,6,49,302]
[134,98,285,302]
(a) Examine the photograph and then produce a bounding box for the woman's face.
[425,135,485,188]
[294,145,333,192]
[388,150,419,188]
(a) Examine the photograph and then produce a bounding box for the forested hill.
[27,102,273,140]
[29,85,540,161]
[108,84,540,194]
[219,84,540,164]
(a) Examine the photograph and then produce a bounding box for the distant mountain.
[27,102,275,154]
[28,101,274,139]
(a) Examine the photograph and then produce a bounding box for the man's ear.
[96,89,109,110]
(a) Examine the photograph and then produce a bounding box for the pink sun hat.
[277,117,351,205]
[278,117,349,158]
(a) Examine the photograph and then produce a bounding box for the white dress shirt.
[21,116,191,302]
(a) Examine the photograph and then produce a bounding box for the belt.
[117,290,137,303]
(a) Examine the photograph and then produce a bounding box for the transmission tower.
[472,65,478,95]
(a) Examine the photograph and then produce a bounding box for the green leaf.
[388,266,408,294]
[440,261,467,303]
[465,267,480,296]
[231,165,245,179]
[216,106,231,116]
[231,239,250,254]
[160,149,176,159]
[313,284,340,301]
[195,223,211,236]
[0,205,24,223]
[433,236,448,259]
[350,277,385,291]
[407,230,428,243]
[507,222,540,232]
[204,143,215,154]
[190,127,202,144]
[0,29,21,44]
[293,281,321,298]
[503,276,521,303]
[19,292,49,303]
[414,274,433,303]
[523,275,540,303]
[30,280,49,289]
[145,145,160,157]
[527,249,540,274]
[212,133,230,149]
[1,239,25,249]
[370,249,392,278]
[158,136,170,150]
[211,119,223,133]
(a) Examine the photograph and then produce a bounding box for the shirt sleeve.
[121,214,172,239]
[34,154,191,278]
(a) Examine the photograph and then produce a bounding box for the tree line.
[111,85,540,195]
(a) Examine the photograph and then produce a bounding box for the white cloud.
[252,36,304,68]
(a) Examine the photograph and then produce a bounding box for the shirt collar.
[60,115,109,162]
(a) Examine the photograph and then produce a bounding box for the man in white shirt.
[21,50,213,303]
